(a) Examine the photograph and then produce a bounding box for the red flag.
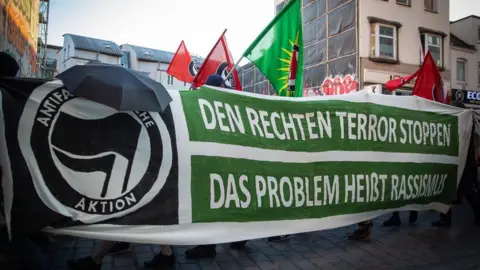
[385,71,419,91]
[385,52,449,104]
[192,30,242,90]
[167,41,197,83]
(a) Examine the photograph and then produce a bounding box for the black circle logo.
[22,86,172,222]
[216,61,236,89]
[188,61,198,77]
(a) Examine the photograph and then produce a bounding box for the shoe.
[67,256,101,270]
[382,215,401,227]
[348,222,373,241]
[348,227,372,241]
[144,252,175,269]
[185,245,216,259]
[230,241,247,250]
[267,235,291,242]
[107,242,131,255]
[409,211,418,224]
[431,219,451,228]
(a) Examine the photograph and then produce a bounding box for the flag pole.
[224,56,243,82]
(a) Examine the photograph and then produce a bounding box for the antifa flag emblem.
[188,61,198,78]
[216,61,235,89]
[21,86,174,222]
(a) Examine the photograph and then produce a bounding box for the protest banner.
[0,79,472,244]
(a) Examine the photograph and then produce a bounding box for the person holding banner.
[432,101,480,227]
[184,74,291,259]
[185,74,249,259]
[0,53,51,270]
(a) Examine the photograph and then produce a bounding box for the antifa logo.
[188,61,198,77]
[432,79,447,103]
[216,61,235,89]
[20,86,173,222]
[51,112,142,198]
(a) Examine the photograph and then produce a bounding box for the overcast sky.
[47,0,479,61]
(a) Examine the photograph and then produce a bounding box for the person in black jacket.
[184,75,291,259]
[0,53,52,270]
[0,52,19,77]
[432,100,480,227]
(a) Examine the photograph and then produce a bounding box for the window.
[457,59,467,82]
[63,48,66,61]
[121,51,130,68]
[396,0,410,6]
[167,75,174,85]
[276,1,285,14]
[67,45,70,59]
[424,0,437,12]
[478,62,480,85]
[421,34,442,67]
[371,24,397,59]
[478,26,480,43]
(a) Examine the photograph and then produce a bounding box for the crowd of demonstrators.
[1,70,479,269]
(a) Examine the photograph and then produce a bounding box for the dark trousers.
[391,211,417,218]
[441,132,480,221]
[1,228,49,270]
[441,177,480,221]
[203,240,248,250]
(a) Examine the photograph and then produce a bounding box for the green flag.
[242,0,303,97]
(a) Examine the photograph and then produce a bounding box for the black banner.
[0,78,179,237]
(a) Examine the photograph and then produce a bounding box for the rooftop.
[450,33,476,51]
[63,34,123,56]
[450,15,480,24]
[123,44,203,64]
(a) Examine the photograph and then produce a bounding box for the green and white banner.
[1,81,472,244]
[172,86,468,225]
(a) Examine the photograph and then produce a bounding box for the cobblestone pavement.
[2,205,480,270]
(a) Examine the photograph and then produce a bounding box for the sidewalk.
[2,205,480,269]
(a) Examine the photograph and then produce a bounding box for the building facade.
[239,0,358,96]
[57,34,123,73]
[243,0,451,97]
[360,0,451,96]
[39,43,60,80]
[0,0,40,77]
[450,15,480,109]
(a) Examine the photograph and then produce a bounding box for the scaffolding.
[37,0,50,78]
